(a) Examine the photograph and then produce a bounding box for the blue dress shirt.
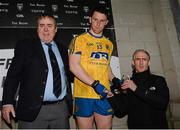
[41,41,67,101]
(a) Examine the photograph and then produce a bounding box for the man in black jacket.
[108,49,170,129]
[1,14,73,129]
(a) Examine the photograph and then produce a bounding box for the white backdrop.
[0,49,14,100]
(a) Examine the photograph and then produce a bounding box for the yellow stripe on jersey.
[69,32,113,99]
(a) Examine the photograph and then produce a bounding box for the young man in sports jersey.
[69,5,121,129]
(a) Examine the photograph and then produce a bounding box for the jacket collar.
[132,68,151,84]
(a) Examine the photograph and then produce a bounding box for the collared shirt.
[41,41,67,101]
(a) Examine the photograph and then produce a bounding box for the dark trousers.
[18,99,70,129]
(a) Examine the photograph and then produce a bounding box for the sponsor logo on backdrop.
[17,3,23,11]
[0,49,14,100]
[52,4,58,12]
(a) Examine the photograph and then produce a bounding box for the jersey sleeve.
[69,36,83,55]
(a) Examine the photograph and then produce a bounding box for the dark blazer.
[2,38,73,122]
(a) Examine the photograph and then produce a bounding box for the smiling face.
[89,11,108,35]
[37,16,57,43]
[132,51,150,73]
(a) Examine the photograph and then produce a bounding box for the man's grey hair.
[132,49,150,61]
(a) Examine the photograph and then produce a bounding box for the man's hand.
[112,77,124,87]
[121,79,137,91]
[111,77,125,94]
[2,105,16,124]
[91,80,108,99]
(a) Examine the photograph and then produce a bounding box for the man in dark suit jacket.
[1,14,73,129]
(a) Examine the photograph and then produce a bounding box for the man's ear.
[131,61,135,69]
[105,20,109,26]
[89,17,92,24]
[55,27,57,33]
[131,60,135,66]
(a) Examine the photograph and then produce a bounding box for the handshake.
[110,76,126,95]
[91,76,127,99]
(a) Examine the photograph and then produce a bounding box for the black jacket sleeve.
[58,43,73,117]
[134,76,169,110]
[2,40,26,105]
[108,93,129,118]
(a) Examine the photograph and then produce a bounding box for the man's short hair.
[132,49,150,60]
[89,5,109,19]
[36,13,57,27]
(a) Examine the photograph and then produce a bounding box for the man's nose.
[140,59,143,64]
[44,27,48,31]
[97,21,100,26]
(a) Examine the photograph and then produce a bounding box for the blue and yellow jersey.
[69,32,113,99]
